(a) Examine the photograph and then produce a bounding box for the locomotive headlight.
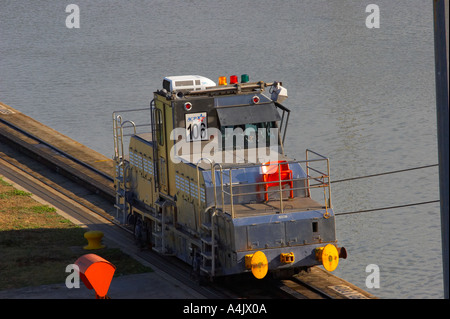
[270,81,288,103]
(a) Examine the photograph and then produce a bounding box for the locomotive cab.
[112,75,346,280]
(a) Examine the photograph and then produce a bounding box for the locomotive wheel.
[133,217,143,247]
[133,216,151,249]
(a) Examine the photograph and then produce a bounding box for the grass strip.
[0,176,152,290]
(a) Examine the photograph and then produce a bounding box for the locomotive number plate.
[185,112,208,142]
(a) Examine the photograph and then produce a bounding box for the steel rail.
[0,117,113,182]
[288,276,334,299]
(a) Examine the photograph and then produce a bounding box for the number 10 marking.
[185,112,208,142]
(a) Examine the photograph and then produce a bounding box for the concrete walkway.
[0,272,204,299]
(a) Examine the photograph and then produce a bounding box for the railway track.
[282,276,335,299]
[0,117,113,182]
[0,113,115,202]
[0,107,376,299]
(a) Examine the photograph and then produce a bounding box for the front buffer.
[230,209,347,279]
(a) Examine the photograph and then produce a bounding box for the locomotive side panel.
[129,136,157,209]
[174,162,207,233]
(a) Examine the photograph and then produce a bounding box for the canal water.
[0,1,442,298]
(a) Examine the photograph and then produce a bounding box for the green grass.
[0,177,11,186]
[0,189,32,199]
[0,175,152,290]
[30,205,57,213]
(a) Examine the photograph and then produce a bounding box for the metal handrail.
[213,163,225,214]
[220,180,328,197]
[112,107,155,223]
[119,120,136,161]
[112,107,152,161]
[219,172,330,202]
[306,149,332,208]
[196,158,215,224]
[213,151,332,218]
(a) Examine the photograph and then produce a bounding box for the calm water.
[0,0,442,298]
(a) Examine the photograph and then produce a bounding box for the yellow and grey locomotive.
[112,75,346,279]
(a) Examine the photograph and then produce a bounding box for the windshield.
[220,121,277,150]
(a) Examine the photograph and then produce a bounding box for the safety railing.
[209,149,332,218]
[112,107,153,162]
[305,149,332,210]
[112,106,153,222]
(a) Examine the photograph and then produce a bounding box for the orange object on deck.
[261,161,294,202]
[74,254,116,299]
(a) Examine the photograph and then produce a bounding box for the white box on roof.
[163,75,216,92]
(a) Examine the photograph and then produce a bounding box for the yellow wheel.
[250,251,269,279]
[320,244,339,272]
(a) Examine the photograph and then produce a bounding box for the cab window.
[220,122,276,150]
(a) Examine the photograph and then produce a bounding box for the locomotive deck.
[226,197,325,218]
[133,132,327,217]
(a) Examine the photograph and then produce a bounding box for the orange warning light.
[218,76,227,85]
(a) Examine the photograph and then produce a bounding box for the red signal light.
[252,96,260,104]
[230,75,238,84]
